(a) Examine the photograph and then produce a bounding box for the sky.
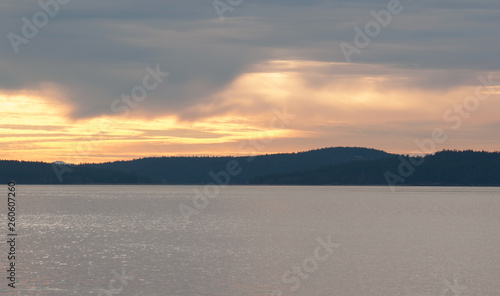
[1,0,499,163]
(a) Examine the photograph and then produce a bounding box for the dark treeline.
[251,150,500,186]
[0,147,390,184]
[83,147,391,184]
[2,148,499,186]
[0,160,150,184]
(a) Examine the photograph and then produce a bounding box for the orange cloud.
[2,61,499,163]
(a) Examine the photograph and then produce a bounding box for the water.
[1,186,499,295]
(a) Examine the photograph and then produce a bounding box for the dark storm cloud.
[1,0,499,119]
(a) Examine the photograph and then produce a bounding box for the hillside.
[4,148,498,186]
[0,160,150,184]
[83,147,392,184]
[251,150,500,186]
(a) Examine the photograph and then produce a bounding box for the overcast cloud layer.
[1,0,499,119]
[1,0,500,162]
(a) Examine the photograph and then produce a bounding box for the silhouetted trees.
[0,160,150,184]
[252,150,500,186]
[83,147,392,184]
[1,147,390,184]
[2,148,498,186]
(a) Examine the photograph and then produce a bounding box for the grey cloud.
[1,0,499,120]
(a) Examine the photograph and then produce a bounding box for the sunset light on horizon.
[1,1,500,163]
[2,2,500,295]
[1,59,499,163]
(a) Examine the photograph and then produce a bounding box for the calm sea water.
[1,186,499,296]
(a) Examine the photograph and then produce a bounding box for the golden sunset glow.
[0,86,299,163]
[1,0,499,166]
[2,59,499,163]
[3,3,500,296]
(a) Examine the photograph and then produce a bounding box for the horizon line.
[2,146,499,165]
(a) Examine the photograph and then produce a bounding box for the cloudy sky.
[1,0,499,163]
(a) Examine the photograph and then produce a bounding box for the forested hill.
[83,147,392,184]
[251,150,500,186]
[0,147,391,184]
[3,148,498,186]
[0,160,150,184]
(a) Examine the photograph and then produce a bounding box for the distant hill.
[83,147,392,184]
[0,160,150,184]
[3,148,498,186]
[251,150,500,186]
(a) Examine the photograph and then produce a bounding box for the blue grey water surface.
[1,186,499,296]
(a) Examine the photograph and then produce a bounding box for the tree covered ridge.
[1,147,390,184]
[251,150,500,186]
[1,148,499,186]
